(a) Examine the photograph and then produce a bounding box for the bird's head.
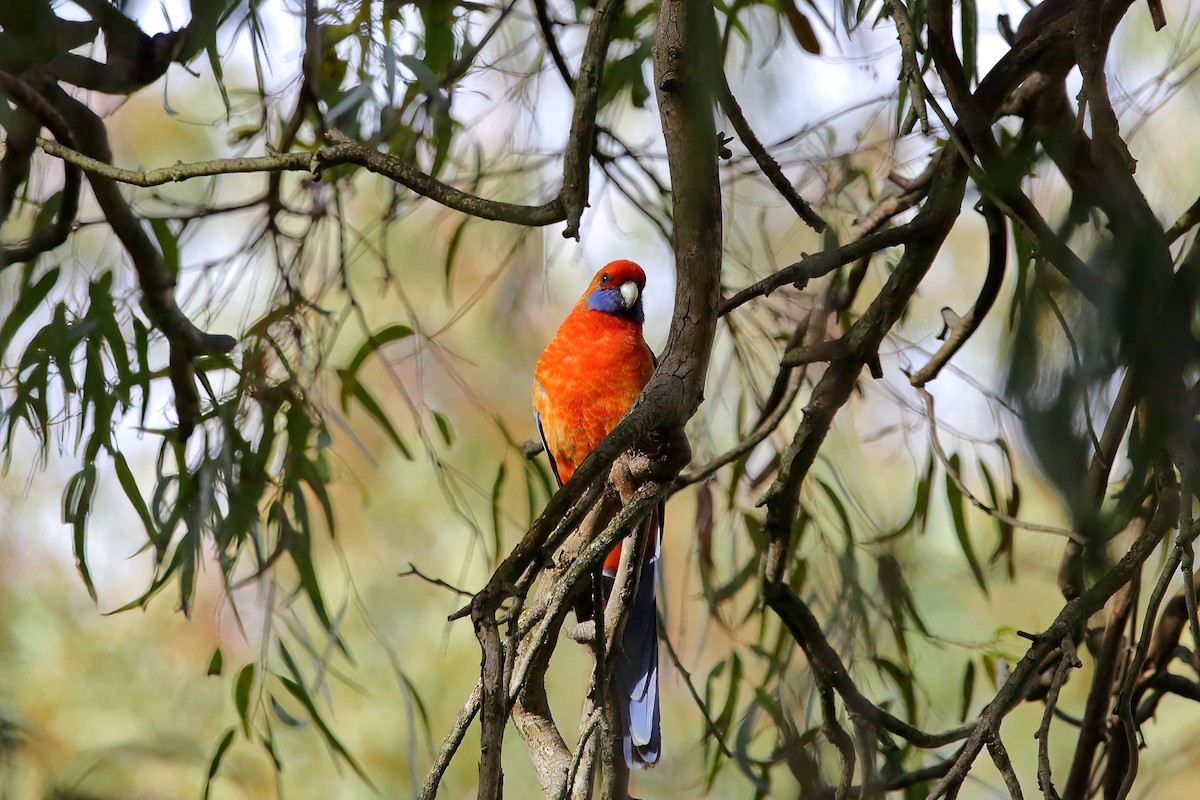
[583,260,646,324]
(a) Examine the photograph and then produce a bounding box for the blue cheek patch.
[587,288,623,313]
[587,288,645,324]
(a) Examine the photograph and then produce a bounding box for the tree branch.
[419,683,482,800]
[918,388,1083,543]
[560,0,624,240]
[926,489,1173,800]
[0,71,81,267]
[909,201,1006,387]
[36,132,567,227]
[716,73,825,232]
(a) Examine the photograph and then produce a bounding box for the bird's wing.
[534,410,564,489]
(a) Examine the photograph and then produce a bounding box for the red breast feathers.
[534,260,655,483]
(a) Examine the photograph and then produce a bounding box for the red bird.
[533,259,662,769]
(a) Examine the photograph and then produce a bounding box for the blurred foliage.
[2,0,1200,799]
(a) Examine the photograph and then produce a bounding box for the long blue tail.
[604,512,662,770]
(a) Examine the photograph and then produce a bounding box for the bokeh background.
[3,1,1200,798]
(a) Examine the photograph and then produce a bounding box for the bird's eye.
[600,273,610,285]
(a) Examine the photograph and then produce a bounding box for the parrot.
[533,259,662,769]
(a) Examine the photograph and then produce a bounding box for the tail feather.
[606,525,661,770]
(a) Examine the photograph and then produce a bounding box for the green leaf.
[43,302,87,394]
[433,411,454,446]
[0,266,59,356]
[900,452,935,534]
[855,0,875,27]
[206,35,232,115]
[62,465,98,602]
[270,694,308,728]
[596,39,652,110]
[203,727,237,800]
[490,462,506,565]
[112,450,162,552]
[946,453,988,595]
[234,663,256,737]
[179,530,198,617]
[959,659,976,721]
[296,457,336,533]
[339,376,414,459]
[278,500,339,644]
[443,218,469,298]
[133,318,151,425]
[150,218,180,280]
[103,536,186,614]
[342,324,415,393]
[260,726,284,773]
[399,54,447,102]
[872,656,916,721]
[1009,224,1033,329]
[279,676,376,788]
[207,648,224,676]
[33,191,63,232]
[712,557,757,604]
[712,653,742,738]
[815,478,853,542]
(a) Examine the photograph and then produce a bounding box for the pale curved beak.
[619,281,639,309]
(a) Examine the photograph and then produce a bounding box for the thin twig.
[909,201,1006,386]
[719,217,935,315]
[716,73,826,232]
[987,730,1026,800]
[419,682,482,800]
[399,563,473,597]
[1035,638,1079,800]
[559,709,603,800]
[926,496,1172,800]
[658,625,734,757]
[37,133,566,226]
[817,668,856,800]
[919,388,1083,542]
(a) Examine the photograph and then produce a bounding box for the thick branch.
[0,71,81,266]
[559,0,624,239]
[43,85,236,441]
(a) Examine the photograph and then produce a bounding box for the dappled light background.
[3,1,1200,799]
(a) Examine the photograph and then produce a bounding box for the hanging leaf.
[443,218,470,299]
[490,462,506,565]
[959,660,976,721]
[202,727,238,800]
[150,218,180,280]
[0,266,60,356]
[946,454,988,595]
[781,0,821,54]
[337,375,415,459]
[433,411,455,446]
[696,481,715,591]
[234,663,256,737]
[279,676,376,788]
[207,648,224,677]
[62,465,98,602]
[341,324,415,394]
